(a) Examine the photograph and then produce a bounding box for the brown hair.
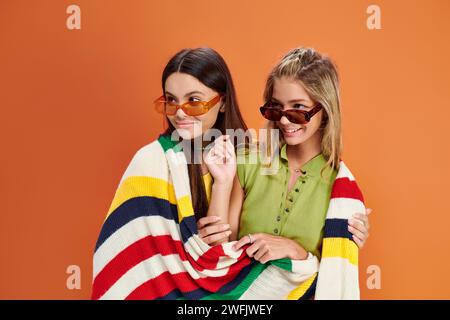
[161,47,248,220]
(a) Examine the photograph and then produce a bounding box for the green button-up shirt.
[236,144,337,258]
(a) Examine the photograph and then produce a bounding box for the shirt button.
[276,216,281,221]
[274,228,278,234]
[289,198,293,202]
[285,208,290,213]
[302,180,305,184]
[295,188,299,192]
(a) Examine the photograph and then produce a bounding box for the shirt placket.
[277,165,308,235]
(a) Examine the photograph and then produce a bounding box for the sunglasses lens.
[285,110,307,124]
[155,101,168,114]
[163,103,178,115]
[260,107,282,121]
[184,102,207,116]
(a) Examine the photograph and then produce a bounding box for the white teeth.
[284,128,301,133]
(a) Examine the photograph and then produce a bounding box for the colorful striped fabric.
[91,134,365,300]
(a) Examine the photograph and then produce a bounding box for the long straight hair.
[161,47,248,220]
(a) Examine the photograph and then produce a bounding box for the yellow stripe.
[321,237,358,266]
[104,176,194,221]
[176,195,195,222]
[202,172,213,203]
[287,273,318,300]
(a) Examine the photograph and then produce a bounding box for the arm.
[228,173,244,241]
[199,135,236,245]
[205,181,233,225]
[196,172,243,245]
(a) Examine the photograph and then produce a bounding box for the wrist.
[212,180,233,190]
[287,239,308,260]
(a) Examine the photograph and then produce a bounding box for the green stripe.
[270,258,292,271]
[158,134,182,153]
[202,263,268,300]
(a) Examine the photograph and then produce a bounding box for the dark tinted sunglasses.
[259,102,322,124]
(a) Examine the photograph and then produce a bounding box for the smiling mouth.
[282,127,302,133]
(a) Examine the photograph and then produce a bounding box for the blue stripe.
[299,275,317,300]
[94,196,197,252]
[158,261,258,300]
[323,218,353,240]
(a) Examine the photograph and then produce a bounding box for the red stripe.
[330,177,364,203]
[92,235,181,300]
[125,271,199,299]
[92,233,251,300]
[125,250,251,300]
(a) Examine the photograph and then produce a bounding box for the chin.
[173,128,192,140]
[283,135,307,146]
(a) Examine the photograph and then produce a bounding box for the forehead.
[272,77,311,102]
[165,72,216,96]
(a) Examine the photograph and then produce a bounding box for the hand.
[232,233,308,264]
[348,208,372,249]
[196,215,231,245]
[203,135,236,185]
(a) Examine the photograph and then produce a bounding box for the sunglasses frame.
[154,94,222,116]
[259,102,323,124]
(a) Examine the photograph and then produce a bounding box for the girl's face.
[165,72,224,140]
[271,76,323,146]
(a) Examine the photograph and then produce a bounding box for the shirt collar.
[279,144,326,177]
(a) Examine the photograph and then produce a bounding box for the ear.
[219,97,226,112]
[319,111,328,130]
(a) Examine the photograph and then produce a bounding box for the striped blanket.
[91,134,365,300]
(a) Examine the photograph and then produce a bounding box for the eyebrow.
[165,91,205,98]
[272,97,311,104]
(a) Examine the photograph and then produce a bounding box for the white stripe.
[336,161,355,180]
[326,197,365,220]
[94,216,181,278]
[118,141,169,187]
[239,254,319,300]
[165,149,192,199]
[100,254,196,299]
[315,257,359,300]
[100,252,234,300]
[94,216,238,279]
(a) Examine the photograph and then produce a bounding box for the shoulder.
[119,139,168,184]
[132,139,165,163]
[331,160,365,203]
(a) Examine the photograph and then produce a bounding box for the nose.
[279,115,291,125]
[175,108,187,119]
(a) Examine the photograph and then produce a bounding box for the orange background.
[1,0,449,299]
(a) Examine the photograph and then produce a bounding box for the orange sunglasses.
[154,95,222,116]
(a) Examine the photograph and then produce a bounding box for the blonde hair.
[263,47,342,172]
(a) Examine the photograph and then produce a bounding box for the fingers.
[253,244,269,261]
[246,240,263,257]
[197,216,231,245]
[197,215,221,229]
[198,223,230,238]
[259,251,272,264]
[348,224,367,244]
[232,233,258,251]
[352,235,364,249]
[349,218,368,234]
[352,211,370,230]
[202,230,232,245]
[207,135,236,164]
